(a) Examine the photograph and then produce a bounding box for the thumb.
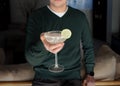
[40,33,45,42]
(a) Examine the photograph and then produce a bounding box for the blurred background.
[0,0,120,64]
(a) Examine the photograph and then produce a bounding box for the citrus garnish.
[61,29,72,39]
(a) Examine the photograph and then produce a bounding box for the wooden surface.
[0,81,120,86]
[95,81,120,86]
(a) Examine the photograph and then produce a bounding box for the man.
[25,0,95,86]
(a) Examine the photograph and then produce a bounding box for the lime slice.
[61,29,72,39]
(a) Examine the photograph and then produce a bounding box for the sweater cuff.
[86,64,94,74]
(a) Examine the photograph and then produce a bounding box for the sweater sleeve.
[25,13,49,67]
[81,14,95,74]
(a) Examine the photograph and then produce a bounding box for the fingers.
[40,33,45,43]
[83,75,95,86]
[49,43,64,54]
[45,42,64,54]
[87,75,95,82]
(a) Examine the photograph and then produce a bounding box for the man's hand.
[83,75,95,86]
[40,33,64,54]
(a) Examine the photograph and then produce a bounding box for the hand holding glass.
[44,29,71,73]
[44,31,66,73]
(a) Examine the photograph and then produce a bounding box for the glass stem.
[55,53,59,68]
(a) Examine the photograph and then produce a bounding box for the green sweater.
[25,6,95,79]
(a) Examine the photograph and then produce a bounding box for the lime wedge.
[61,29,72,39]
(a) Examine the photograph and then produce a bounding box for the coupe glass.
[44,31,66,73]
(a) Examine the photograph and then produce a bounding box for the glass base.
[49,64,64,73]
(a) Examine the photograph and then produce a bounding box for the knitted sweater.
[25,6,95,79]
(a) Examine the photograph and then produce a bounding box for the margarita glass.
[44,31,66,73]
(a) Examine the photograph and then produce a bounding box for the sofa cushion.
[94,45,116,81]
[96,44,120,80]
[81,44,117,81]
[0,63,34,81]
[94,55,116,81]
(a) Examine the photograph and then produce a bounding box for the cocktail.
[44,29,72,73]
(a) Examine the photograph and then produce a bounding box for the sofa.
[0,31,120,86]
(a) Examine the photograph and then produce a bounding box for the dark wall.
[0,0,10,31]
